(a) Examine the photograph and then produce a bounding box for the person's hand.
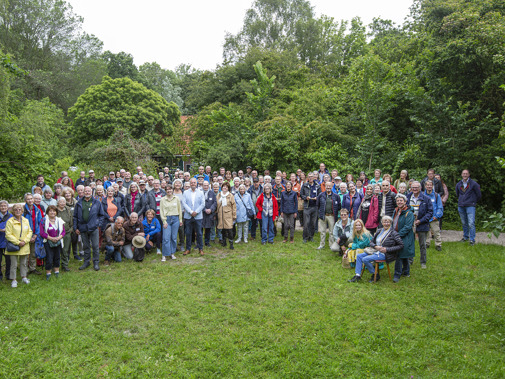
[19,241,26,247]
[30,235,37,243]
[294,213,297,218]
[146,234,150,241]
[180,222,183,227]
[206,209,211,214]
[0,228,5,232]
[119,241,124,246]
[138,232,145,237]
[379,246,387,253]
[281,212,284,218]
[191,211,197,217]
[415,220,421,226]
[109,217,114,222]
[163,223,168,229]
[75,229,80,235]
[336,238,340,244]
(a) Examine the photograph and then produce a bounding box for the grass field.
[1,233,504,378]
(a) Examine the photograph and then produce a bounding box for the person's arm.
[385,232,404,253]
[398,211,414,237]
[475,181,482,202]
[195,193,206,215]
[181,193,192,214]
[435,194,444,219]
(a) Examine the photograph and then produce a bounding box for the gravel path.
[291,223,504,246]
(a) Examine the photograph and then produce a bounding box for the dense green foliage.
[1,238,504,376]
[0,0,504,220]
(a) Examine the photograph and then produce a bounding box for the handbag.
[342,255,351,269]
[6,218,23,252]
[364,247,377,255]
[238,195,255,219]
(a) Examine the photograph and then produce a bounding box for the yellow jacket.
[5,216,33,256]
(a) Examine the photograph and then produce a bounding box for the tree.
[223,0,315,62]
[139,62,185,112]
[68,76,181,145]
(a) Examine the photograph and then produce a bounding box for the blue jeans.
[261,216,275,243]
[355,252,386,276]
[458,206,476,242]
[162,215,179,256]
[105,245,121,262]
[185,218,203,250]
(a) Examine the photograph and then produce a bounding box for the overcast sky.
[67,0,413,71]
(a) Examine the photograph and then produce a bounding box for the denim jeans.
[105,245,121,262]
[356,252,386,276]
[162,215,179,256]
[458,206,476,242]
[122,244,134,259]
[261,216,275,243]
[185,218,203,250]
[81,228,100,264]
[394,257,410,278]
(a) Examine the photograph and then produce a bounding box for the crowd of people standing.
[0,163,481,287]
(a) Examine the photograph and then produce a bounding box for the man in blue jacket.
[456,169,481,246]
[74,186,105,271]
[424,180,443,251]
[182,178,205,255]
[407,181,433,269]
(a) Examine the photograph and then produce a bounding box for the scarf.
[393,205,409,231]
[44,216,65,248]
[130,191,138,212]
[220,191,229,206]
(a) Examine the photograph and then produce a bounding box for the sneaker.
[46,274,51,281]
[348,275,361,283]
[22,277,30,284]
[261,242,266,245]
[54,272,59,279]
[234,239,240,244]
[171,255,176,260]
[157,249,162,255]
[435,246,442,251]
[316,246,324,250]
[459,238,468,242]
[393,277,400,283]
[470,241,475,246]
[161,256,166,262]
[282,239,288,243]
[421,263,427,269]
[244,239,248,244]
[11,280,18,288]
[303,240,307,244]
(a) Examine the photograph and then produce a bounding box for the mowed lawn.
[1,233,504,378]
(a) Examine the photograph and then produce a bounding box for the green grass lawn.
[1,233,504,378]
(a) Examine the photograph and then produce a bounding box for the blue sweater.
[424,190,443,221]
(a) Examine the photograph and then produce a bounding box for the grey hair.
[0,200,9,207]
[396,193,408,202]
[116,216,124,223]
[24,192,33,201]
[263,183,272,191]
[382,215,393,224]
[33,194,42,200]
[239,184,246,191]
[43,188,53,195]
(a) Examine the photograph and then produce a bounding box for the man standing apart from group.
[456,169,481,246]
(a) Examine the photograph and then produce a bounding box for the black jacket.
[300,182,321,209]
[377,191,396,222]
[369,228,404,263]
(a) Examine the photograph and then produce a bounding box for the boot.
[221,239,227,247]
[229,239,234,250]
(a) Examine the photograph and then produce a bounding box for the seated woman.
[330,208,354,255]
[348,216,403,283]
[122,212,144,260]
[344,219,372,267]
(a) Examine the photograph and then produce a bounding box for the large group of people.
[0,164,481,288]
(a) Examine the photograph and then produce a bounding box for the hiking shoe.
[435,246,442,251]
[22,277,30,284]
[11,280,18,288]
[79,262,90,270]
[348,275,361,283]
[93,263,100,271]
